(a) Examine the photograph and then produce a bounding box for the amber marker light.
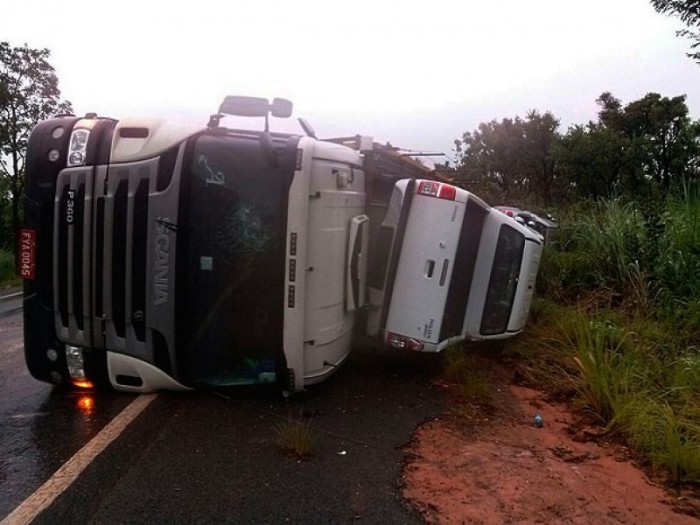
[72,379,95,389]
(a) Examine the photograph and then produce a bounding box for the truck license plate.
[19,228,36,279]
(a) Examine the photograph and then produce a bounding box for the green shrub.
[656,197,700,302]
[536,248,596,299]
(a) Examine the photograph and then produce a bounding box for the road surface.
[0,306,445,524]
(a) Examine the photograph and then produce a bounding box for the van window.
[480,225,524,335]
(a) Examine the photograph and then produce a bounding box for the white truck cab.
[22,95,430,393]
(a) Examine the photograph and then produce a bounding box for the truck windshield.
[176,133,297,386]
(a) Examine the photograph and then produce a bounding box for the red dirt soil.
[402,381,700,524]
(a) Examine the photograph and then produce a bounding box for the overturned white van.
[367,179,543,352]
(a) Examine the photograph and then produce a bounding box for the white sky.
[3,0,699,162]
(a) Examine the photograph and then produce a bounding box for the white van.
[367,179,542,352]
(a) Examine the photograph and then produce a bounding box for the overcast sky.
[3,0,699,162]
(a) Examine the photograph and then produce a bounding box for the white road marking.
[1,394,157,525]
[10,412,51,420]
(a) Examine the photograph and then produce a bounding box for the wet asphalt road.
[0,310,134,519]
[0,309,446,524]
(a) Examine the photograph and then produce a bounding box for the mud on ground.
[401,357,700,525]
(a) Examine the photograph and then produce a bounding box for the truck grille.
[53,169,93,346]
[53,163,152,353]
[102,164,152,353]
[53,148,183,377]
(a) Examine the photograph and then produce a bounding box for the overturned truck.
[20,96,542,394]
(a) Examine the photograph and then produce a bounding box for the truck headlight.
[67,129,90,166]
[66,345,86,380]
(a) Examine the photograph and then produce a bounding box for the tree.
[558,92,700,198]
[454,118,525,200]
[556,123,632,199]
[651,0,700,64]
[0,42,72,253]
[454,111,560,205]
[605,92,699,190]
[520,110,559,204]
[622,93,698,189]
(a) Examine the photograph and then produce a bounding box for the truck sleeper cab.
[22,99,369,393]
[367,179,542,352]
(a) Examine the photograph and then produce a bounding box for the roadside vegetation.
[0,248,18,288]
[503,193,700,485]
[445,86,700,487]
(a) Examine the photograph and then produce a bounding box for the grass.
[617,397,700,485]
[511,301,700,483]
[274,417,318,459]
[565,314,632,422]
[501,193,700,484]
[442,345,492,403]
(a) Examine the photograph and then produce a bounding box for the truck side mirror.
[271,98,293,118]
[219,96,271,117]
[218,96,293,119]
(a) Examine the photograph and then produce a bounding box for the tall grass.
[565,315,633,422]
[517,303,700,483]
[617,397,700,485]
[513,193,700,483]
[656,196,700,328]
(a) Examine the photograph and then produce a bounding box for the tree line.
[450,92,700,207]
[0,42,72,254]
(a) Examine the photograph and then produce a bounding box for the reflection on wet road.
[0,312,133,520]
